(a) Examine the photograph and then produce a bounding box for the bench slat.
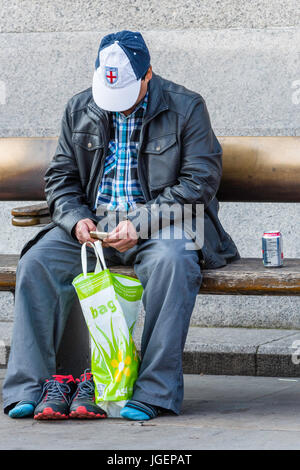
[0,254,18,291]
[1,255,299,295]
[11,202,49,217]
[12,215,51,227]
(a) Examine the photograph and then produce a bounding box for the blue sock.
[8,401,35,419]
[120,400,159,421]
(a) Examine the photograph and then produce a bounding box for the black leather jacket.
[22,73,240,268]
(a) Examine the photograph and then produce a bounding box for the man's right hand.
[74,218,97,244]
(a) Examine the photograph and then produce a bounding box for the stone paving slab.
[2,371,300,450]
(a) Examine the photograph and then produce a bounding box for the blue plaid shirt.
[95,92,148,212]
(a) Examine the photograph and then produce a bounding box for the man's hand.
[74,218,97,244]
[102,220,138,252]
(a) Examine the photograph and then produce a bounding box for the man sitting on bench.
[3,30,239,420]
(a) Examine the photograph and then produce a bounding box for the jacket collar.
[87,72,168,124]
[144,72,168,122]
[87,96,109,123]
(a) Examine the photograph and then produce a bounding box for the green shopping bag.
[72,240,143,417]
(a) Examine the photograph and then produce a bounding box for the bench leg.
[56,297,90,379]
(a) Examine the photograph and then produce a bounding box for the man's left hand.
[102,220,138,252]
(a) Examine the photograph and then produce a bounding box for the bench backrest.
[0,136,299,202]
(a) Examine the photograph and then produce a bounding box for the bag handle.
[94,240,108,271]
[81,241,104,278]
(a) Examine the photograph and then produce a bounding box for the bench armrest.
[11,202,49,217]
[11,202,51,227]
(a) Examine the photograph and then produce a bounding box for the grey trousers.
[3,225,202,415]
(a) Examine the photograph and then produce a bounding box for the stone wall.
[0,1,299,326]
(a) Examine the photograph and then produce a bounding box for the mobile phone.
[90,231,109,240]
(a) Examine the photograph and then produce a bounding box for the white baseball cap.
[92,31,151,112]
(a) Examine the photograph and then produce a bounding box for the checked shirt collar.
[95,91,148,212]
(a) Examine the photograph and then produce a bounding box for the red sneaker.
[69,370,107,419]
[34,375,77,420]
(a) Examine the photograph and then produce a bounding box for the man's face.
[121,66,152,116]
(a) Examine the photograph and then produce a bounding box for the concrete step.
[2,288,300,330]
[2,321,300,377]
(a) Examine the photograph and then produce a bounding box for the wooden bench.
[1,136,300,376]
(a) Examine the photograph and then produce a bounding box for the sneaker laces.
[41,379,72,405]
[75,370,94,399]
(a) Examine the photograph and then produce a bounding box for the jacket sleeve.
[128,97,223,238]
[44,100,98,237]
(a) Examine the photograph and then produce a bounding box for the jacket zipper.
[137,107,168,202]
[91,113,110,207]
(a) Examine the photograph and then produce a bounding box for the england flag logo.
[105,66,118,85]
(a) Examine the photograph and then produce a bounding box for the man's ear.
[145,65,153,83]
